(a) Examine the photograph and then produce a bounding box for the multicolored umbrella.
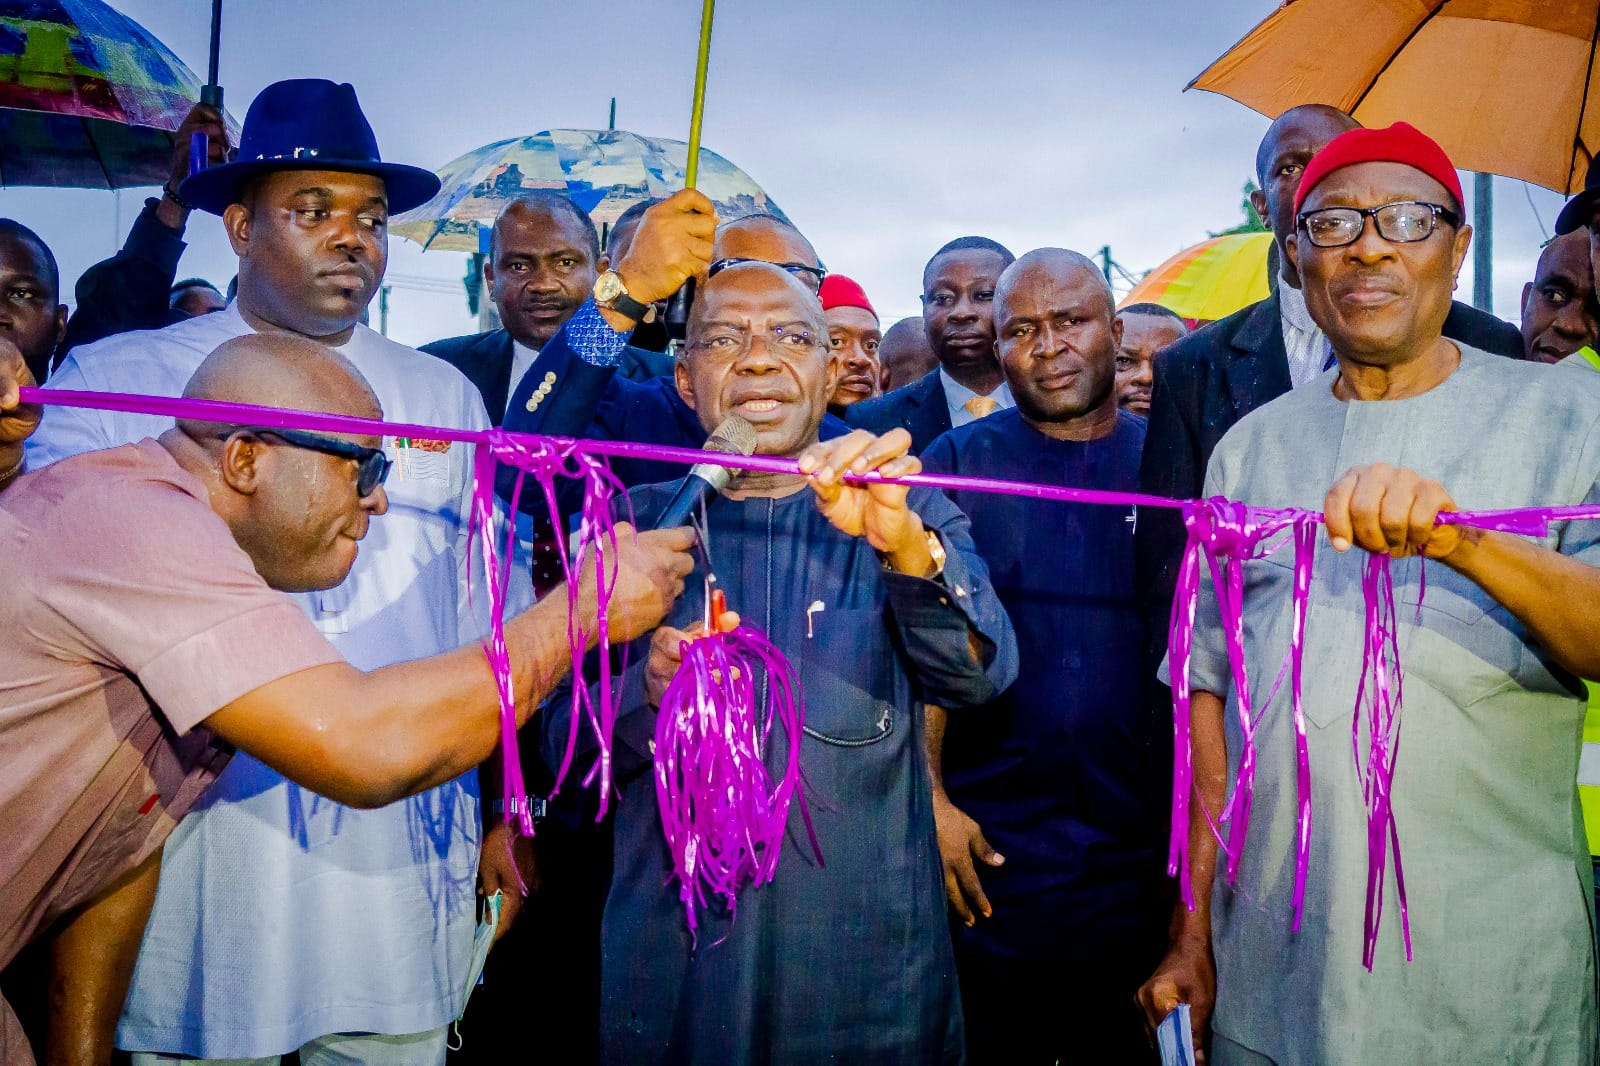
[1119,232,1272,324]
[1190,0,1600,194]
[0,0,233,188]
[393,128,787,253]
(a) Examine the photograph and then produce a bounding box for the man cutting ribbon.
[1139,123,1600,1066]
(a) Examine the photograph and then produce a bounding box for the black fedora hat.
[1556,155,1600,235]
[179,79,441,216]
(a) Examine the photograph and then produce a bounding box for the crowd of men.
[2,76,1600,1066]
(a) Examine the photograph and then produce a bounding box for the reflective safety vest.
[1584,683,1600,856]
[1569,347,1600,856]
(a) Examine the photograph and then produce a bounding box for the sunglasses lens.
[358,453,390,497]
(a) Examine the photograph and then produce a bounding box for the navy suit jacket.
[498,317,849,508]
[1136,290,1525,679]
[422,327,675,425]
[843,368,952,453]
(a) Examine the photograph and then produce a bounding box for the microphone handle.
[654,467,725,529]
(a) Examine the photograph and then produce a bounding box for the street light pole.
[1472,172,1493,312]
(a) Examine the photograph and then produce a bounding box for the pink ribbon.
[1165,499,1319,932]
[22,385,1600,967]
[654,625,822,936]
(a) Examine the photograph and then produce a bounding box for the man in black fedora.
[27,78,524,1066]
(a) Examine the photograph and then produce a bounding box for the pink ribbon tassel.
[653,625,820,936]
[23,386,1600,968]
[1166,499,1319,932]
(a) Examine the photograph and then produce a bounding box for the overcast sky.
[3,0,1570,347]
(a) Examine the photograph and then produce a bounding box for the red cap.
[818,274,876,318]
[1292,121,1463,215]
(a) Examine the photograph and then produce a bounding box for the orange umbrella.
[1120,232,1272,323]
[1190,1,1600,194]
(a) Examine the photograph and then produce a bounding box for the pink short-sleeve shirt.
[0,439,343,969]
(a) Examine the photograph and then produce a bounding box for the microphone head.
[705,414,758,459]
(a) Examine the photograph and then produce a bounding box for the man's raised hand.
[613,188,718,307]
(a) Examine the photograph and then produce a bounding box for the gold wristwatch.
[593,270,656,323]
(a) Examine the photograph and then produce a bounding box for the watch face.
[594,272,624,303]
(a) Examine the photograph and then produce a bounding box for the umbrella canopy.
[1119,232,1272,323]
[0,0,233,188]
[1190,0,1600,194]
[393,128,788,252]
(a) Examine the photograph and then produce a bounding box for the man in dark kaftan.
[541,262,1017,1064]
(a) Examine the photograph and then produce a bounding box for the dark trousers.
[953,934,1162,1066]
[448,812,613,1066]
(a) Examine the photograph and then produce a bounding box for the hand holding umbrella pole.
[190,0,225,175]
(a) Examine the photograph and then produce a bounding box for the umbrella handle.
[664,277,695,342]
[189,132,209,178]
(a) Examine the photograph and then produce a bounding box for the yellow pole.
[683,0,715,189]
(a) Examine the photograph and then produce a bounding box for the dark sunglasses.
[707,257,827,291]
[216,426,391,497]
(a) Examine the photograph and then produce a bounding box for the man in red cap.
[818,273,883,414]
[1140,122,1600,1065]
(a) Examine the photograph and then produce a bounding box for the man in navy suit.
[422,192,669,425]
[846,237,1016,452]
[1137,105,1525,668]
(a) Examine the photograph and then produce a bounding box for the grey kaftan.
[1185,347,1600,1064]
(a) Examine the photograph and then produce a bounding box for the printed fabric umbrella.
[1120,232,1272,323]
[393,128,788,253]
[0,0,235,188]
[1190,0,1600,194]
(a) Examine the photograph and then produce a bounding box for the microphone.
[654,414,758,529]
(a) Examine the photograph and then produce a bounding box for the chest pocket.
[798,607,896,747]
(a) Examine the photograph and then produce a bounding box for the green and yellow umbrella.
[1120,232,1272,324]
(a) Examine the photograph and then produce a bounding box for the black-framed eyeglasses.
[1296,201,1460,249]
[707,257,828,292]
[216,426,391,497]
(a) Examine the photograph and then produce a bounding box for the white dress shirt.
[1278,274,1334,389]
[510,338,539,401]
[939,367,1015,428]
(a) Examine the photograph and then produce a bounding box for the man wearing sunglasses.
[25,80,524,1065]
[0,334,695,1065]
[1141,122,1600,1066]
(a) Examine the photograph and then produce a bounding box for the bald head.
[688,261,826,340]
[878,315,938,392]
[995,248,1114,324]
[1253,104,1361,287]
[181,333,381,425]
[167,333,387,594]
[1255,105,1358,187]
[713,215,821,279]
